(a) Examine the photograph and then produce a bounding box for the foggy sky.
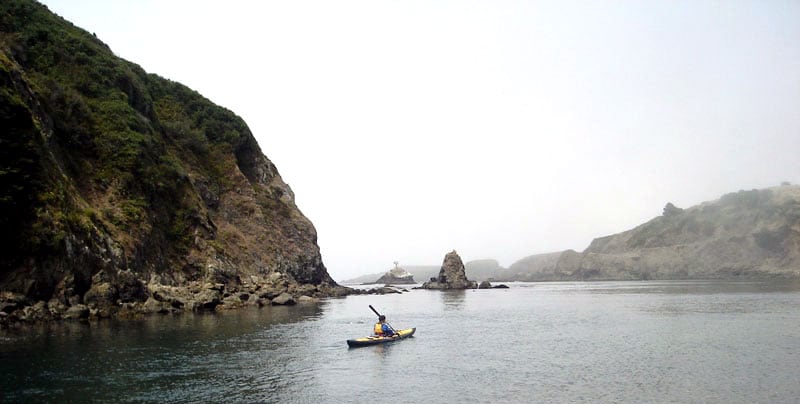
[40,0,800,281]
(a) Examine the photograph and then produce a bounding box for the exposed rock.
[478,281,492,289]
[374,262,416,284]
[297,295,319,303]
[64,304,90,319]
[219,295,244,310]
[492,284,509,289]
[142,298,170,314]
[271,292,296,305]
[420,250,478,290]
[19,301,48,322]
[663,202,684,217]
[344,261,507,286]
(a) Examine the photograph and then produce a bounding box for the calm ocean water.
[2,280,799,403]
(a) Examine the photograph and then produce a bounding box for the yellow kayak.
[347,327,416,348]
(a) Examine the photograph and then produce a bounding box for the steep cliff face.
[0,0,342,324]
[509,186,800,280]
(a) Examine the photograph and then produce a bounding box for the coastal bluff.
[505,186,800,281]
[0,1,348,325]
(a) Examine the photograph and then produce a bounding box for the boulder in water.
[420,250,478,290]
[271,292,296,305]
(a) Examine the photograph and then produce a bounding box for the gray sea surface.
[2,280,800,403]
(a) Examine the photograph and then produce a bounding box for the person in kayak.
[373,315,397,337]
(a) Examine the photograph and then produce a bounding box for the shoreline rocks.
[478,281,509,289]
[0,272,413,327]
[0,272,355,327]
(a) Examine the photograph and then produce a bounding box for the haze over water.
[2,280,799,403]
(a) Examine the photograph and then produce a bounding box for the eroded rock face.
[0,1,354,326]
[421,250,478,290]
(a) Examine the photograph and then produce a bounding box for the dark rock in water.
[376,287,403,294]
[492,284,509,289]
[345,286,407,295]
[420,250,478,290]
[478,281,492,289]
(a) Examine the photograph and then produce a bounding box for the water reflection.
[0,304,326,402]
[440,290,466,310]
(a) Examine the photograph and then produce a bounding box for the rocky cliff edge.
[0,1,349,325]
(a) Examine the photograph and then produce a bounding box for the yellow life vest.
[374,322,384,335]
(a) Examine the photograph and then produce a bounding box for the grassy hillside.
[508,186,800,280]
[0,0,341,323]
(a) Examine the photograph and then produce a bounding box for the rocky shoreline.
[0,273,413,327]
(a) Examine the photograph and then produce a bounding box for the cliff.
[0,0,345,324]
[509,186,800,280]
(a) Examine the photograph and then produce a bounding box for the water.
[2,280,800,403]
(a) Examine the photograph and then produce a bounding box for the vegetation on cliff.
[507,185,800,280]
[0,0,343,324]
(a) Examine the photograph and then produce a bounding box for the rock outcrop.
[507,186,800,280]
[0,1,351,326]
[373,263,416,284]
[344,261,507,285]
[420,250,478,289]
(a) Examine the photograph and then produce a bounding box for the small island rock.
[374,262,416,284]
[420,250,478,290]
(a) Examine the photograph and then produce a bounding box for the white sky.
[40,0,800,281]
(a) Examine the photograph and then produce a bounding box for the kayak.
[347,327,416,348]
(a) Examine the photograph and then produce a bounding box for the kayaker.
[373,315,397,337]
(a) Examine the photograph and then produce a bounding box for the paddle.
[369,305,399,337]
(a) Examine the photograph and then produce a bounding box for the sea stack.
[421,250,478,289]
[374,262,416,285]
